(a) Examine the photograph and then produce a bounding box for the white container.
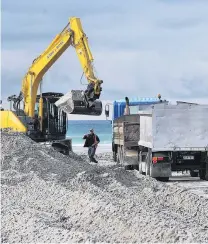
[139,103,208,151]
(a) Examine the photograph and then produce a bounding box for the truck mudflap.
[117,147,138,167]
[149,162,172,178]
[124,155,138,166]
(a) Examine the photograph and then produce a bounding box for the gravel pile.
[124,124,140,142]
[1,132,208,243]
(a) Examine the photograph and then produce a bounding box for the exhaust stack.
[124,97,130,115]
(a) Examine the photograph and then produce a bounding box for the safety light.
[152,156,164,164]
[152,157,157,164]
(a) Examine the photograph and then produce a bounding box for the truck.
[106,99,208,181]
[105,96,165,169]
[138,103,208,181]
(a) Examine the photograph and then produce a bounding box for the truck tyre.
[139,162,143,174]
[120,146,124,165]
[139,163,146,175]
[125,165,132,170]
[117,146,120,164]
[205,162,208,181]
[190,170,198,177]
[138,152,143,174]
[145,162,150,176]
[145,151,151,176]
[133,165,139,170]
[112,142,114,153]
[156,177,169,182]
[199,169,206,180]
[112,143,117,162]
[113,151,117,162]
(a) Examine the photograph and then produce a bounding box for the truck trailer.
[138,103,208,181]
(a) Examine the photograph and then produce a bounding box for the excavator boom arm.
[21,17,101,117]
[71,18,95,81]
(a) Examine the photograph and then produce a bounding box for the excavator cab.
[29,92,72,154]
[30,92,68,142]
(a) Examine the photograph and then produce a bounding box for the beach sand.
[73,144,111,153]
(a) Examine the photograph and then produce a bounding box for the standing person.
[83,129,100,163]
[124,97,130,115]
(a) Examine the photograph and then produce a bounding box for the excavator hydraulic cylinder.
[38,97,43,131]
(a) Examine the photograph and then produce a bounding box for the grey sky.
[1,0,208,119]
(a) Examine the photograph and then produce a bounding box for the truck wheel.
[139,162,143,174]
[117,147,120,164]
[133,165,139,170]
[145,162,150,176]
[113,151,117,162]
[124,165,135,170]
[145,152,151,176]
[125,165,133,170]
[199,169,206,180]
[156,177,169,182]
[205,163,208,181]
[120,146,124,165]
[161,177,169,182]
[190,170,198,177]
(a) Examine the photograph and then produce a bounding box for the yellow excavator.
[0,17,103,154]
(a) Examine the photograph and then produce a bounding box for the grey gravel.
[1,131,208,243]
[124,124,140,142]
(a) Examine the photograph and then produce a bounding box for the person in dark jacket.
[83,129,100,163]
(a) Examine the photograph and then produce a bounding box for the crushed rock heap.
[1,131,208,243]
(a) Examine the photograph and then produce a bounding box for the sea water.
[66,120,112,146]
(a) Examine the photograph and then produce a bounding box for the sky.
[1,0,208,120]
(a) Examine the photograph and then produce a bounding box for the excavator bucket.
[55,90,102,116]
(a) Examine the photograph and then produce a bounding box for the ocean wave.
[66,134,112,138]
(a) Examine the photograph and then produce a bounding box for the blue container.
[113,97,161,120]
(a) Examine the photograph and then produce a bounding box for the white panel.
[152,105,208,149]
[139,104,208,150]
[139,114,153,148]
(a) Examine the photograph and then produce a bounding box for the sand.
[1,131,208,243]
